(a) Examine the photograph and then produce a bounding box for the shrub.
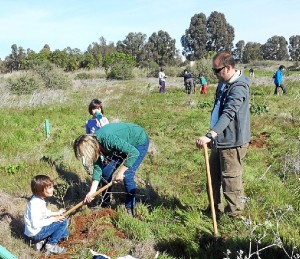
[250,103,269,114]
[74,72,105,80]
[109,62,134,80]
[194,57,218,84]
[30,61,72,90]
[197,99,214,109]
[145,61,160,77]
[7,71,45,94]
[166,66,183,77]
[103,52,136,80]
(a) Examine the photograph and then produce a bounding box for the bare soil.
[43,209,124,259]
[250,132,270,148]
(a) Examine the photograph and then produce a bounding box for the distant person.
[249,68,254,77]
[183,69,195,94]
[158,68,167,93]
[86,99,109,134]
[74,122,149,217]
[273,65,287,95]
[199,73,208,94]
[196,50,251,219]
[24,175,68,255]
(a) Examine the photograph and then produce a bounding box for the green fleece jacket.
[92,123,148,181]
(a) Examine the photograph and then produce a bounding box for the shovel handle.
[63,181,114,217]
[203,143,219,237]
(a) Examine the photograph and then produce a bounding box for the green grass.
[0,70,299,258]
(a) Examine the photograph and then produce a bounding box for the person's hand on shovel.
[114,165,128,183]
[196,130,217,148]
[84,180,99,203]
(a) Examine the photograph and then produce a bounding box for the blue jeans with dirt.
[101,137,149,210]
[31,219,69,245]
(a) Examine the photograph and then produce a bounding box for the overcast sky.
[1,0,299,60]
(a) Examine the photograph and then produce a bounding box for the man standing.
[196,51,251,218]
[183,69,195,94]
[274,65,287,95]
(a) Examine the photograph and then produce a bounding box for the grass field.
[0,67,299,258]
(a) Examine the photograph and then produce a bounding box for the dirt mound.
[250,132,270,148]
[45,209,125,259]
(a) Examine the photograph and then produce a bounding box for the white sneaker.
[45,243,66,255]
[33,239,45,251]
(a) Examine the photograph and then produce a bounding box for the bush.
[250,103,269,114]
[103,52,136,80]
[166,66,183,77]
[7,71,45,94]
[74,72,106,80]
[108,63,134,80]
[30,61,72,90]
[194,57,218,84]
[144,61,160,77]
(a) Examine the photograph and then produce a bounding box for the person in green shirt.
[199,73,208,94]
[73,122,149,216]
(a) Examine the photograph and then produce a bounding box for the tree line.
[1,11,299,74]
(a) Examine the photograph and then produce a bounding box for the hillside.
[0,70,299,259]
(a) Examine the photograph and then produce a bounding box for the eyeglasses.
[212,66,226,74]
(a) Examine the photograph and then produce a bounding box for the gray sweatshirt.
[212,70,251,148]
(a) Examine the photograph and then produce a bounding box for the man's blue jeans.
[31,219,69,245]
[101,137,149,209]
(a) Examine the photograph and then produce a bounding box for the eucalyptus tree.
[143,30,176,66]
[87,36,117,64]
[232,40,245,63]
[181,13,208,60]
[242,42,263,63]
[43,44,51,51]
[206,11,234,52]
[289,35,300,61]
[116,32,147,66]
[4,44,26,72]
[261,36,289,61]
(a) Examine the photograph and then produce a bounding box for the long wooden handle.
[203,144,219,237]
[63,181,114,217]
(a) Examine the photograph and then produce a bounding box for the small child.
[85,99,109,134]
[24,175,68,255]
[199,74,208,94]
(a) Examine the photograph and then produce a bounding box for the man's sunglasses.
[212,66,226,74]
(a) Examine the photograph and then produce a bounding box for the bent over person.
[196,51,251,218]
[74,122,149,216]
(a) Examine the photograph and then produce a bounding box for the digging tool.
[203,143,219,237]
[63,181,114,217]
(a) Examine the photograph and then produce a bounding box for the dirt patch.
[250,132,270,148]
[43,209,125,259]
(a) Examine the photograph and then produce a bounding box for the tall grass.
[0,69,299,258]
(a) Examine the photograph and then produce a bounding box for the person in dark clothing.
[183,70,195,94]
